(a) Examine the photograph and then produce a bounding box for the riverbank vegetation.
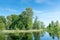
[0,8,60,40]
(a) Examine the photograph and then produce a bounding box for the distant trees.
[47,21,55,32]
[55,21,60,32]
[47,20,60,39]
[47,20,60,32]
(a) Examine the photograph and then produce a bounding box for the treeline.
[0,8,45,30]
[0,8,45,40]
[47,21,60,39]
[0,8,60,40]
[47,21,60,32]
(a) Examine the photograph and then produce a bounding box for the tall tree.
[0,16,6,30]
[33,17,40,40]
[21,8,33,40]
[0,16,6,40]
[7,14,19,40]
[8,8,33,40]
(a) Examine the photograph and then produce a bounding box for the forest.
[0,8,60,40]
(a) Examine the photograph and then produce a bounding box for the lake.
[33,32,60,40]
[1,31,60,40]
[39,32,58,40]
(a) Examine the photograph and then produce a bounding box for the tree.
[40,22,45,30]
[7,14,19,30]
[33,17,40,40]
[21,8,33,40]
[7,8,33,40]
[47,21,55,32]
[18,8,33,40]
[0,16,6,30]
[24,7,33,29]
[47,21,60,39]
[54,20,60,36]
[55,20,60,31]
[0,16,6,40]
[7,14,19,40]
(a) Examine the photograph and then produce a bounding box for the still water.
[1,32,60,40]
[40,32,58,40]
[33,32,59,40]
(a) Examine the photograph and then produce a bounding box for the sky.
[0,0,60,26]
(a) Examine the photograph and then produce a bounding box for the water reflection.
[0,30,60,40]
[48,31,60,40]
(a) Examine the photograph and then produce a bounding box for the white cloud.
[0,8,20,16]
[20,0,55,5]
[33,10,43,14]
[6,8,17,12]
[33,9,43,17]
[35,0,54,5]
[33,9,60,26]
[0,8,18,12]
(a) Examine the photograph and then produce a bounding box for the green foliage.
[47,20,60,39]
[0,7,60,40]
[0,16,6,30]
[47,21,55,32]
[55,21,60,31]
[33,16,44,40]
[0,16,6,40]
[0,22,6,30]
[33,17,40,29]
[0,33,5,40]
[0,16,6,23]
[6,8,33,40]
[7,14,19,29]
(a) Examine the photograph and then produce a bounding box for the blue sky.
[0,0,60,26]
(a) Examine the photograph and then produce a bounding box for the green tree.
[7,8,33,40]
[54,20,60,36]
[20,8,33,40]
[33,17,40,40]
[7,14,19,40]
[40,22,44,28]
[0,16,6,40]
[47,21,55,32]
[55,20,60,31]
[7,14,19,30]
[0,16,6,30]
